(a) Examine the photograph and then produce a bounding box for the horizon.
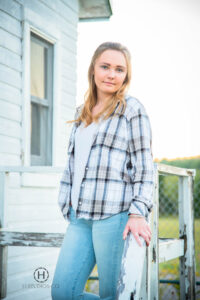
[153,154,200,162]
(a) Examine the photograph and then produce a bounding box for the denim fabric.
[51,206,128,300]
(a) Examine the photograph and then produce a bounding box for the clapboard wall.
[0,1,79,299]
[0,0,78,167]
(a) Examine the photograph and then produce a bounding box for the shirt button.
[86,167,89,170]
[81,183,84,187]
[79,201,82,205]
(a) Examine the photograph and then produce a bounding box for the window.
[30,32,53,165]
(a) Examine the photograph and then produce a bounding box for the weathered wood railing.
[0,164,197,299]
[139,163,196,300]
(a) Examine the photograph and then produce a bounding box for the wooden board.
[116,232,146,300]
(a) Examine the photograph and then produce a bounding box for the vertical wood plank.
[0,172,8,299]
[149,165,159,300]
[116,232,146,300]
[139,163,159,299]
[179,175,196,300]
[139,247,148,299]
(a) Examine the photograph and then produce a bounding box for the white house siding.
[0,0,79,299]
[0,0,79,167]
[0,0,22,166]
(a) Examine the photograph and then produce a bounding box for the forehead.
[96,49,127,67]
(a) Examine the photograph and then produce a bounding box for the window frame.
[21,18,61,167]
[30,32,53,166]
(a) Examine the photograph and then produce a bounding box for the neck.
[96,92,113,106]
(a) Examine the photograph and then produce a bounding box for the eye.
[116,68,124,73]
[101,65,108,70]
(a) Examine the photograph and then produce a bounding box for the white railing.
[154,163,196,300]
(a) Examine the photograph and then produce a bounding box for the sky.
[76,0,200,160]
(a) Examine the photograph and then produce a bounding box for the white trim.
[52,40,62,166]
[0,166,64,172]
[29,26,57,44]
[21,10,61,166]
[21,21,31,166]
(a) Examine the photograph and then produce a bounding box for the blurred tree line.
[154,156,200,218]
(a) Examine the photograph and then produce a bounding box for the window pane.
[31,39,46,99]
[30,32,53,166]
[31,103,40,155]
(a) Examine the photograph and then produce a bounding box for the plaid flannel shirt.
[58,95,155,221]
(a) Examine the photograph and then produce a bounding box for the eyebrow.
[100,62,126,69]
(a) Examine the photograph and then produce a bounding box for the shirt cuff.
[128,201,149,219]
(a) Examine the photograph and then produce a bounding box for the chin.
[103,87,116,93]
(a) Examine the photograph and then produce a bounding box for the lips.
[104,82,115,85]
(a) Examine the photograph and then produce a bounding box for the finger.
[139,231,151,246]
[132,232,142,247]
[145,230,152,239]
[146,226,152,236]
[146,237,150,247]
[123,226,129,240]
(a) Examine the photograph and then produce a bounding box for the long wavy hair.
[66,42,132,127]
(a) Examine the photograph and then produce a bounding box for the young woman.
[51,42,155,300]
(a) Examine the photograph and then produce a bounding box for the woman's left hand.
[123,217,152,247]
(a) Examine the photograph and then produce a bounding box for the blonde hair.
[66,42,132,126]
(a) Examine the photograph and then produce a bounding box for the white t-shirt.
[71,121,100,212]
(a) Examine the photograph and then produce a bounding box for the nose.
[108,69,115,78]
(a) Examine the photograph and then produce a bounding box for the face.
[93,49,127,99]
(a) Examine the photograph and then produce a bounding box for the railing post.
[178,175,196,299]
[0,172,8,299]
[149,164,159,300]
[140,163,159,299]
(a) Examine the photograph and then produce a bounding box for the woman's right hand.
[123,217,152,247]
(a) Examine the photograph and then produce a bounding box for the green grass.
[159,217,200,278]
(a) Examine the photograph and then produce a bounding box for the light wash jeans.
[51,206,128,300]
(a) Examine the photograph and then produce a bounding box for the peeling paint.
[0,231,64,247]
[116,232,146,300]
[152,246,156,262]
